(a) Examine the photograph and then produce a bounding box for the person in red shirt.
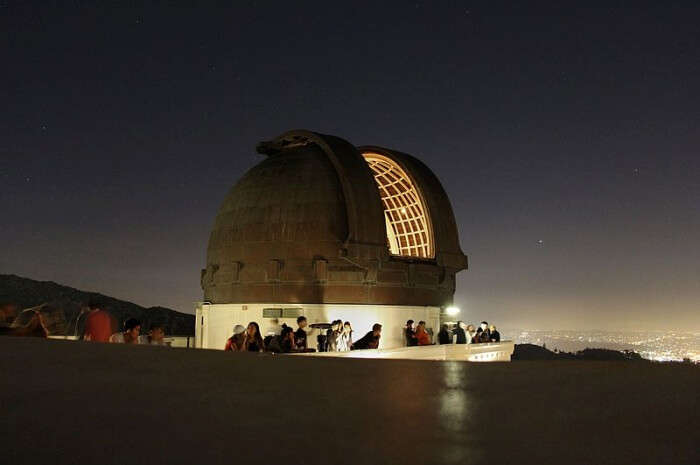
[83,302,115,342]
[415,320,432,346]
[224,325,246,351]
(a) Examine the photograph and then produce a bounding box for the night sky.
[2,3,698,330]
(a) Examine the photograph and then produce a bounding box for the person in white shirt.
[109,318,141,344]
[465,324,476,344]
[337,321,353,351]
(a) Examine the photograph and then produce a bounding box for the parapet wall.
[293,341,515,362]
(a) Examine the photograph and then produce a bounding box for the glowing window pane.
[362,152,434,258]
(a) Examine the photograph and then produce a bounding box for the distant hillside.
[0,274,194,336]
[513,343,645,361]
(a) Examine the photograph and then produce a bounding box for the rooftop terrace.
[1,337,698,465]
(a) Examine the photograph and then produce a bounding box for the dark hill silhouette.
[512,343,562,360]
[513,343,645,361]
[0,274,194,336]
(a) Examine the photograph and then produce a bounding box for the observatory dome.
[202,130,467,307]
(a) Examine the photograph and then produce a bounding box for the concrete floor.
[1,337,698,465]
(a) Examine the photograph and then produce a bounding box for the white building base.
[195,302,440,351]
[293,341,515,362]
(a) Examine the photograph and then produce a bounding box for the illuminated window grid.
[362,153,434,258]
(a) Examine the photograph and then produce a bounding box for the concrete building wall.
[195,303,440,351]
[294,342,515,362]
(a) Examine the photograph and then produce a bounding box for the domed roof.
[202,130,467,307]
[208,142,349,262]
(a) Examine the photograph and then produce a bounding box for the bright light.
[445,306,459,316]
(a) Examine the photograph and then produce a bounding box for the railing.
[47,335,195,348]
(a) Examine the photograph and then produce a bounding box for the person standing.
[465,324,477,344]
[294,316,310,351]
[437,324,451,345]
[476,321,491,343]
[352,323,382,350]
[83,301,114,343]
[416,321,432,346]
[489,325,501,342]
[326,320,342,352]
[452,321,467,344]
[337,321,353,351]
[405,320,418,346]
[109,318,141,344]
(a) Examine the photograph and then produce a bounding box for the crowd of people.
[406,320,501,346]
[3,301,502,353]
[81,302,168,345]
[102,317,168,346]
[223,316,384,353]
[0,301,170,346]
[224,316,502,353]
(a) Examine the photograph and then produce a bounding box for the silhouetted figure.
[405,319,417,346]
[475,321,490,343]
[264,333,282,353]
[0,310,48,337]
[352,323,382,350]
[295,316,309,350]
[279,325,299,353]
[438,324,451,344]
[489,325,501,342]
[452,320,467,344]
[0,303,18,328]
